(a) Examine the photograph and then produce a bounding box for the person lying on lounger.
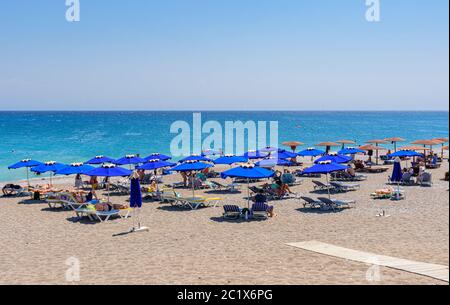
[2,184,22,196]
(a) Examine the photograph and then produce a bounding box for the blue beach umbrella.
[84,164,133,203]
[338,147,366,155]
[85,156,116,165]
[179,155,212,163]
[388,150,424,158]
[315,154,352,164]
[114,155,146,167]
[303,161,349,198]
[256,157,293,168]
[137,160,176,171]
[303,162,349,175]
[297,148,325,157]
[171,161,213,197]
[84,164,133,177]
[31,161,67,186]
[244,150,269,160]
[8,159,43,187]
[221,164,275,208]
[137,159,176,192]
[171,161,213,172]
[276,150,298,159]
[213,155,248,165]
[55,163,95,175]
[143,153,172,162]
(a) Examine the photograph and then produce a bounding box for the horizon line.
[0,109,449,112]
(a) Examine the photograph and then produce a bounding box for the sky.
[0,0,448,111]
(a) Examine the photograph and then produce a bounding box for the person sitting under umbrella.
[252,190,276,217]
[262,171,293,198]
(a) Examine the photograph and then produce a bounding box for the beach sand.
[0,158,448,285]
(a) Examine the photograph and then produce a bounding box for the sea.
[0,111,448,182]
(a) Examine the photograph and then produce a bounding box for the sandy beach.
[0,157,448,285]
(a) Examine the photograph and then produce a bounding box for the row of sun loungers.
[330,172,368,182]
[43,191,132,222]
[160,189,222,210]
[223,202,272,220]
[74,204,131,222]
[387,173,433,187]
[300,196,356,211]
[312,180,360,193]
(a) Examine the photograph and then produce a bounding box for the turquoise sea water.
[0,111,448,182]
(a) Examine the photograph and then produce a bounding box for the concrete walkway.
[287,240,449,283]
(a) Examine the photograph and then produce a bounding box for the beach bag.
[33,192,41,201]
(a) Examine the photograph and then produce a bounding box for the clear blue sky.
[0,0,448,110]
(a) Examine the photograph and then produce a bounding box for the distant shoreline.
[0,110,448,113]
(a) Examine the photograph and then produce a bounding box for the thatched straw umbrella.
[282,141,304,152]
[316,142,340,154]
[411,139,442,157]
[384,137,406,152]
[336,140,356,150]
[365,140,388,165]
[398,145,430,151]
[359,144,386,165]
[432,138,449,159]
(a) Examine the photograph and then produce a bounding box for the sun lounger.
[300,196,322,209]
[331,172,367,182]
[54,192,87,210]
[75,207,121,222]
[109,183,130,195]
[210,181,241,192]
[2,184,26,197]
[160,189,184,207]
[296,171,321,178]
[330,182,360,192]
[312,180,335,192]
[401,173,416,185]
[317,197,353,211]
[251,202,271,219]
[419,172,433,187]
[223,205,242,219]
[356,166,389,174]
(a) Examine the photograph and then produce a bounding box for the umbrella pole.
[376,144,379,165]
[247,178,250,209]
[26,167,30,188]
[107,181,110,203]
[326,174,331,200]
[191,172,195,198]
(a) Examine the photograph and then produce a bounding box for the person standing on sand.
[89,176,99,190]
[75,174,83,189]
